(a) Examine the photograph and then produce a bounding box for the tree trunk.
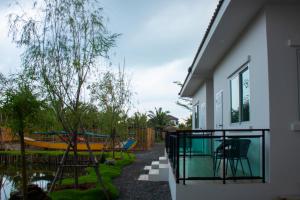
[73,132,79,189]
[112,128,116,159]
[19,129,27,200]
[0,127,3,150]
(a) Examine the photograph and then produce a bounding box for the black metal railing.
[165,129,269,185]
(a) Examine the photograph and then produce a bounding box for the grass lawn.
[49,152,135,200]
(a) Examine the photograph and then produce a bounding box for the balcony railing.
[165,129,269,185]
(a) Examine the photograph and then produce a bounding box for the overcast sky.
[0,0,218,121]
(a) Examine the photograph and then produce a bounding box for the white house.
[166,0,300,200]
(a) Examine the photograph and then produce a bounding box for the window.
[230,67,250,123]
[194,104,199,128]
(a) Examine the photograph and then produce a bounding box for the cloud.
[0,0,218,121]
[108,0,219,68]
[0,5,22,75]
[0,0,39,76]
[132,1,215,43]
[129,57,192,120]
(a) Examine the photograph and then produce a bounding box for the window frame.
[229,65,250,124]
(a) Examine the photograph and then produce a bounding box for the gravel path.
[113,143,172,200]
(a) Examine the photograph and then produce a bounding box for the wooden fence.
[131,128,155,150]
[0,127,15,142]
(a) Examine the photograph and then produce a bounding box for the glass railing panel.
[223,134,262,179]
[167,130,266,183]
[179,137,222,179]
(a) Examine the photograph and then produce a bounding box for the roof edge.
[179,0,225,96]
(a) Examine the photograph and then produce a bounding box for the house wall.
[172,9,273,200]
[192,80,214,130]
[170,4,300,200]
[212,9,270,181]
[213,12,270,130]
[192,83,206,129]
[265,3,300,196]
[206,79,214,129]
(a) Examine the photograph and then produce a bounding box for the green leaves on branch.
[2,85,41,133]
[90,66,132,135]
[148,107,171,129]
[8,0,119,133]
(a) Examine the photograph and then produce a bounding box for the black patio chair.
[213,139,253,177]
[213,140,235,176]
[227,139,253,177]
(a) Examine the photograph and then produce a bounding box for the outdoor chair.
[227,139,253,177]
[213,140,235,176]
[213,139,253,177]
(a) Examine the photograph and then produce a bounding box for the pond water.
[0,173,53,200]
[0,163,87,200]
[0,165,71,200]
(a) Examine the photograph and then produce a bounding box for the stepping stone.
[151,161,159,169]
[149,169,159,175]
[138,174,149,181]
[159,164,168,169]
[159,156,168,164]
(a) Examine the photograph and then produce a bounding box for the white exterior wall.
[213,11,270,130]
[171,11,275,200]
[265,3,300,196]
[192,80,214,130]
[171,4,300,200]
[192,83,206,129]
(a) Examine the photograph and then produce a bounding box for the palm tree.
[148,107,171,140]
[128,112,148,129]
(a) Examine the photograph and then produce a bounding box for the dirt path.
[113,143,172,200]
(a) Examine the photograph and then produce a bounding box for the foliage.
[1,84,42,200]
[2,85,41,134]
[148,107,171,140]
[127,112,148,129]
[9,0,119,192]
[33,105,62,131]
[50,153,135,200]
[148,107,171,130]
[0,73,7,95]
[0,73,7,127]
[91,66,132,136]
[178,115,192,129]
[79,103,102,131]
[50,188,111,200]
[9,0,119,133]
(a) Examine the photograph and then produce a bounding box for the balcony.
[165,129,269,185]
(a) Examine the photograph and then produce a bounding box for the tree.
[9,0,118,196]
[79,103,102,131]
[127,112,148,129]
[0,73,8,150]
[148,107,171,140]
[91,66,132,157]
[173,81,192,111]
[178,114,192,129]
[2,84,41,200]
